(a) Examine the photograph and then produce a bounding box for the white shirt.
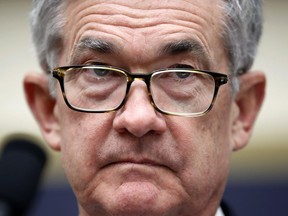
[215,207,225,216]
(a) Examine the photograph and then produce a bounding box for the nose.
[113,80,167,137]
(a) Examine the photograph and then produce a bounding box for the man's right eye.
[92,68,110,77]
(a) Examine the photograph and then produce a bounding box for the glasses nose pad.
[122,76,154,106]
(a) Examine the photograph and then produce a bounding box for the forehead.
[65,0,223,13]
[63,0,226,69]
[65,0,224,19]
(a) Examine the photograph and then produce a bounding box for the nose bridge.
[129,74,150,88]
[134,77,145,82]
[113,78,166,137]
[128,79,151,105]
[126,75,152,103]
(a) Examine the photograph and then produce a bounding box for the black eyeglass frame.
[52,65,228,117]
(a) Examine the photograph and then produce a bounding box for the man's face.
[45,0,237,215]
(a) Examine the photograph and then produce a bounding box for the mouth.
[111,160,159,166]
[103,158,172,171]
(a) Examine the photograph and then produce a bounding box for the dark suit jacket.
[221,201,238,216]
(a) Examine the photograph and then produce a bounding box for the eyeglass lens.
[62,67,216,114]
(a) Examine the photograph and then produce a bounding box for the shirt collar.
[215,207,225,216]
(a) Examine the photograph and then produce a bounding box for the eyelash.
[83,61,197,73]
[85,61,108,66]
[169,64,195,70]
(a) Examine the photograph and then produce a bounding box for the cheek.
[168,105,233,197]
[56,105,115,189]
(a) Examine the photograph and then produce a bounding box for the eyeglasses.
[52,65,228,117]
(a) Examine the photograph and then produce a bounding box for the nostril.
[114,112,152,137]
[113,103,167,137]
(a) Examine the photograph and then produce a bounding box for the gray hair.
[30,0,263,92]
[221,0,263,90]
[30,0,65,71]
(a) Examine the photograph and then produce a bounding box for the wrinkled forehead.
[64,0,225,23]
[64,0,224,10]
[62,0,226,69]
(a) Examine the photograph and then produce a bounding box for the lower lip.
[112,163,161,181]
[103,161,172,173]
[102,162,173,183]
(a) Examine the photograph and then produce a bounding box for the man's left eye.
[175,72,191,79]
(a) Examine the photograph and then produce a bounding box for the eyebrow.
[77,37,116,53]
[71,37,211,69]
[70,37,117,64]
[160,39,211,69]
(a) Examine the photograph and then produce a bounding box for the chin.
[102,181,184,216]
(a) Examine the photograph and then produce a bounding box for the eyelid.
[169,64,195,70]
[85,61,108,66]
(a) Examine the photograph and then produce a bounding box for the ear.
[23,72,61,151]
[231,71,266,151]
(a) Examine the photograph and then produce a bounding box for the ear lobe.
[232,71,266,151]
[23,72,61,151]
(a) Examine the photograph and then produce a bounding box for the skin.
[24,0,266,215]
